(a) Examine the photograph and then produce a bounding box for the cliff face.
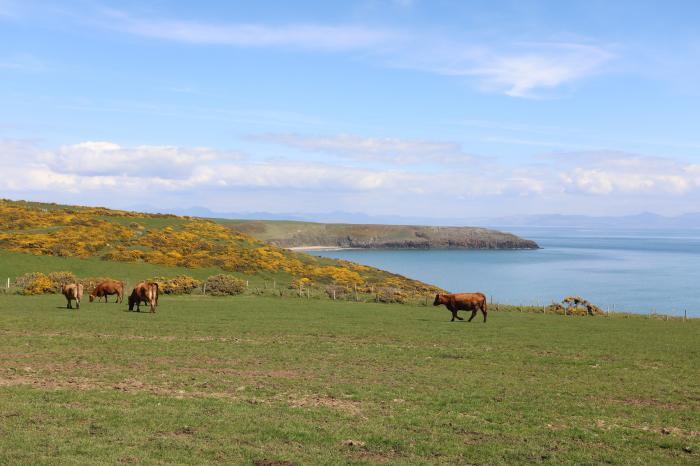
[225,221,539,250]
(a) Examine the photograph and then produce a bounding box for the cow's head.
[433,294,445,306]
[89,294,95,303]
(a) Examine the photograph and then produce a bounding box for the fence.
[1,274,695,321]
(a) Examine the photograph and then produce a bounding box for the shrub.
[290,277,313,290]
[47,271,77,292]
[375,287,408,304]
[547,296,603,316]
[14,272,55,295]
[205,274,247,296]
[325,284,348,299]
[149,275,202,295]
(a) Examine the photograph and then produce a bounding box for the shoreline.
[287,246,359,251]
[287,245,541,251]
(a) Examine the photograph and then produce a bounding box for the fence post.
[332,289,336,300]
[6,277,9,289]
[202,283,206,295]
[246,280,249,288]
[684,309,687,322]
[273,280,276,290]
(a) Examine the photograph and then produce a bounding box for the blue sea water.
[306,228,700,316]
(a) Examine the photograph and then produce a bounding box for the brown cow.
[62,283,84,310]
[128,282,159,313]
[89,280,124,304]
[434,292,487,323]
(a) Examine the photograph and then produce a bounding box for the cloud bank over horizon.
[2,138,700,218]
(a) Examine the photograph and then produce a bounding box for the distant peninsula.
[222,220,540,250]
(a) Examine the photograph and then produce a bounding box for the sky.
[1,0,700,219]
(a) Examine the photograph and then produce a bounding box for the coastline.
[287,246,358,251]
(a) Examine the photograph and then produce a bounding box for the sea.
[305,227,700,317]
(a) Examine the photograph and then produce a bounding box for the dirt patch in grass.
[461,431,491,445]
[252,460,294,466]
[611,397,687,411]
[287,394,363,416]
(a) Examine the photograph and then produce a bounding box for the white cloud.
[554,151,696,195]
[42,141,241,178]
[3,141,699,216]
[253,133,476,165]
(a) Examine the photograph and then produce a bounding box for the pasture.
[0,294,698,465]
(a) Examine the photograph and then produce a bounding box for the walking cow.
[62,283,84,310]
[128,282,159,313]
[434,292,488,323]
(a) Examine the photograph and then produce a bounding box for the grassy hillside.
[0,294,697,465]
[0,199,441,299]
[221,219,539,249]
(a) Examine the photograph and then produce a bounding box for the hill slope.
[0,199,442,298]
[220,219,539,249]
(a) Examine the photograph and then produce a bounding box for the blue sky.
[2,0,700,218]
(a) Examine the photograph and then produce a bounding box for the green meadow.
[0,292,697,465]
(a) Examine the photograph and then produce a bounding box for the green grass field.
[1,294,698,465]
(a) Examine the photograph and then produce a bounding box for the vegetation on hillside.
[223,219,540,249]
[0,200,442,298]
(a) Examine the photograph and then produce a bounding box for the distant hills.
[132,205,700,230]
[481,212,700,229]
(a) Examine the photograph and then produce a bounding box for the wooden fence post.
[202,283,206,295]
[684,309,687,322]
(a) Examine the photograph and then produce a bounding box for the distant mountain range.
[130,205,700,230]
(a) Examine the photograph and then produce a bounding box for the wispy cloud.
[393,41,613,97]
[103,9,396,51]
[98,9,612,98]
[253,133,477,165]
[0,53,45,71]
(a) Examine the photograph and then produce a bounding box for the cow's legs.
[482,308,487,323]
[76,299,80,309]
[468,310,477,322]
[67,299,72,309]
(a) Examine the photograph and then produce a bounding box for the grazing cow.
[434,292,487,323]
[62,283,84,310]
[89,280,124,304]
[128,282,159,313]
